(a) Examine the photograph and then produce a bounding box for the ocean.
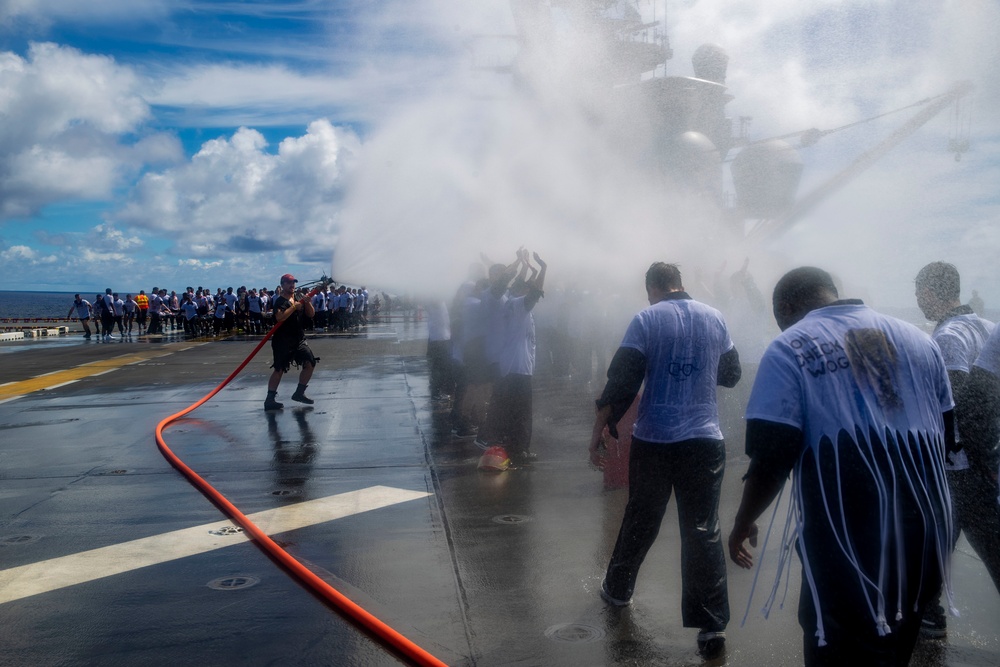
[0,291,114,321]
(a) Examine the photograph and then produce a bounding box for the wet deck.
[0,323,997,666]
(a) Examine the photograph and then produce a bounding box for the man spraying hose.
[265,273,318,411]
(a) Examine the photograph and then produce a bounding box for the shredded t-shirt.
[745,301,954,644]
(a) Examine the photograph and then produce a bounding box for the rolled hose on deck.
[154,286,449,667]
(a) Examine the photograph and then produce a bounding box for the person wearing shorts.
[264,274,317,411]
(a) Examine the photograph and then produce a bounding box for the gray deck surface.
[0,322,997,666]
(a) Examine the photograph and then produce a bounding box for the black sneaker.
[920,606,947,639]
[697,631,726,660]
[264,398,284,411]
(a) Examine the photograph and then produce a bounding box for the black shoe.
[264,398,284,411]
[599,581,631,607]
[511,450,537,465]
[697,632,726,660]
[290,390,314,405]
[920,605,947,639]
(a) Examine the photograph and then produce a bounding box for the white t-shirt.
[931,312,994,469]
[621,295,734,443]
[933,313,995,374]
[747,303,953,442]
[499,296,535,377]
[426,301,451,343]
[973,324,1000,377]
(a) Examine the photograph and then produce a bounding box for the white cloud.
[115,119,361,257]
[0,42,182,218]
[1,245,39,260]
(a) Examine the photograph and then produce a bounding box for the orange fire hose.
[154,286,449,667]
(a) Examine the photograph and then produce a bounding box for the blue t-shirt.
[621,296,733,443]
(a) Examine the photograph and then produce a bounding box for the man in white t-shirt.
[311,288,328,331]
[112,293,125,336]
[591,262,741,660]
[492,251,546,463]
[425,300,453,402]
[915,261,1000,637]
[729,266,955,666]
[67,295,93,339]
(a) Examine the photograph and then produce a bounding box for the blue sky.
[1,1,998,308]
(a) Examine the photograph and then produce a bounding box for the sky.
[0,0,998,309]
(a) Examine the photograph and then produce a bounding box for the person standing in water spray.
[264,274,317,411]
[729,266,955,666]
[913,261,1000,639]
[591,261,742,660]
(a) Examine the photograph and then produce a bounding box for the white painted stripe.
[0,485,430,604]
[42,380,79,391]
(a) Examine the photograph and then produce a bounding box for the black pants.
[925,466,1000,616]
[427,340,453,398]
[492,373,533,451]
[101,311,115,335]
[951,467,1000,590]
[604,437,729,632]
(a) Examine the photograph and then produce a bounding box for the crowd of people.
[423,248,548,466]
[67,283,376,340]
[420,253,998,664]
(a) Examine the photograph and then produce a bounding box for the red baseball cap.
[280,274,298,284]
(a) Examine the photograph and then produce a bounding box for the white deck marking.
[0,485,430,604]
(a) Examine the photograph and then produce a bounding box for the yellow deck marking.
[0,486,431,604]
[0,342,207,401]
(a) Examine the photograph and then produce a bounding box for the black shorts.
[271,340,318,373]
